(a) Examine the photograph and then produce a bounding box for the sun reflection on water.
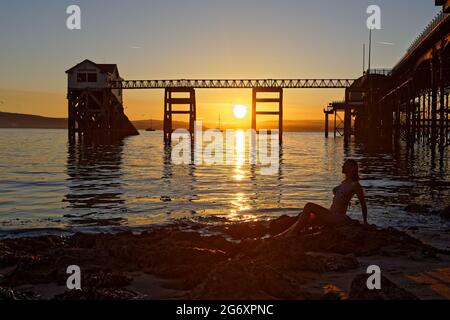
[233,130,246,181]
[1,129,449,233]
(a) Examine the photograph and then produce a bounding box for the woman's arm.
[355,184,368,224]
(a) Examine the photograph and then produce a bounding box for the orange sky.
[0,1,440,123]
[0,88,345,123]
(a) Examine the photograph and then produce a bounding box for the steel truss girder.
[110,79,354,90]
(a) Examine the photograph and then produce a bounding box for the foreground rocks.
[0,216,446,300]
[349,274,418,300]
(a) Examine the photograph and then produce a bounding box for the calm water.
[0,129,449,237]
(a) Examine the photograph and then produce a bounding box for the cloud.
[129,46,143,49]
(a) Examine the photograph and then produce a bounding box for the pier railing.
[407,10,448,54]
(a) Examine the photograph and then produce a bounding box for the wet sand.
[1,216,450,300]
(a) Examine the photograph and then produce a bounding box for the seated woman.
[277,159,368,238]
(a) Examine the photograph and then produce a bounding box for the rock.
[190,258,310,300]
[306,253,359,272]
[0,217,440,300]
[222,222,268,239]
[321,284,346,300]
[82,272,132,288]
[349,274,418,300]
[439,205,450,219]
[0,287,39,300]
[268,215,297,235]
[405,204,431,214]
[54,288,139,300]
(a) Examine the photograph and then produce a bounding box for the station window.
[77,73,87,82]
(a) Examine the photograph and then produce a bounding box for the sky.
[0,0,442,125]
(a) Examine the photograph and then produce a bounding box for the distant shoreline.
[0,111,331,132]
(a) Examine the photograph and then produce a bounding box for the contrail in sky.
[377,41,395,46]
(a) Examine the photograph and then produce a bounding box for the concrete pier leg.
[252,87,283,145]
[164,88,196,145]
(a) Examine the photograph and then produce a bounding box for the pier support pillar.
[411,83,417,143]
[252,87,283,145]
[405,85,412,144]
[446,93,449,146]
[439,39,447,148]
[66,88,138,141]
[383,98,394,141]
[427,90,432,140]
[344,105,352,140]
[164,88,196,144]
[334,110,337,138]
[394,93,401,140]
[417,93,422,141]
[324,109,333,138]
[68,96,76,140]
[431,49,438,146]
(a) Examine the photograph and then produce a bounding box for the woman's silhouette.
[277,159,368,237]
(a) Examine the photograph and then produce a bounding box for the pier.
[67,73,354,144]
[328,2,450,149]
[67,2,449,149]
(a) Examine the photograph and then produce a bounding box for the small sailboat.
[216,113,224,132]
[145,119,156,132]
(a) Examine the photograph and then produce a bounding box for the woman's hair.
[343,159,359,182]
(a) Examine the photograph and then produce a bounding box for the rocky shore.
[1,216,450,300]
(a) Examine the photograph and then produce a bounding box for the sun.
[233,105,248,119]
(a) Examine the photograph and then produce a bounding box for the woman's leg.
[276,203,335,237]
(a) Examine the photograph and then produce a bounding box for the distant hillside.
[132,119,187,130]
[0,112,331,132]
[133,119,329,132]
[0,112,67,129]
[252,120,327,132]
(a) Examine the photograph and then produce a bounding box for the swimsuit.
[330,182,354,215]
